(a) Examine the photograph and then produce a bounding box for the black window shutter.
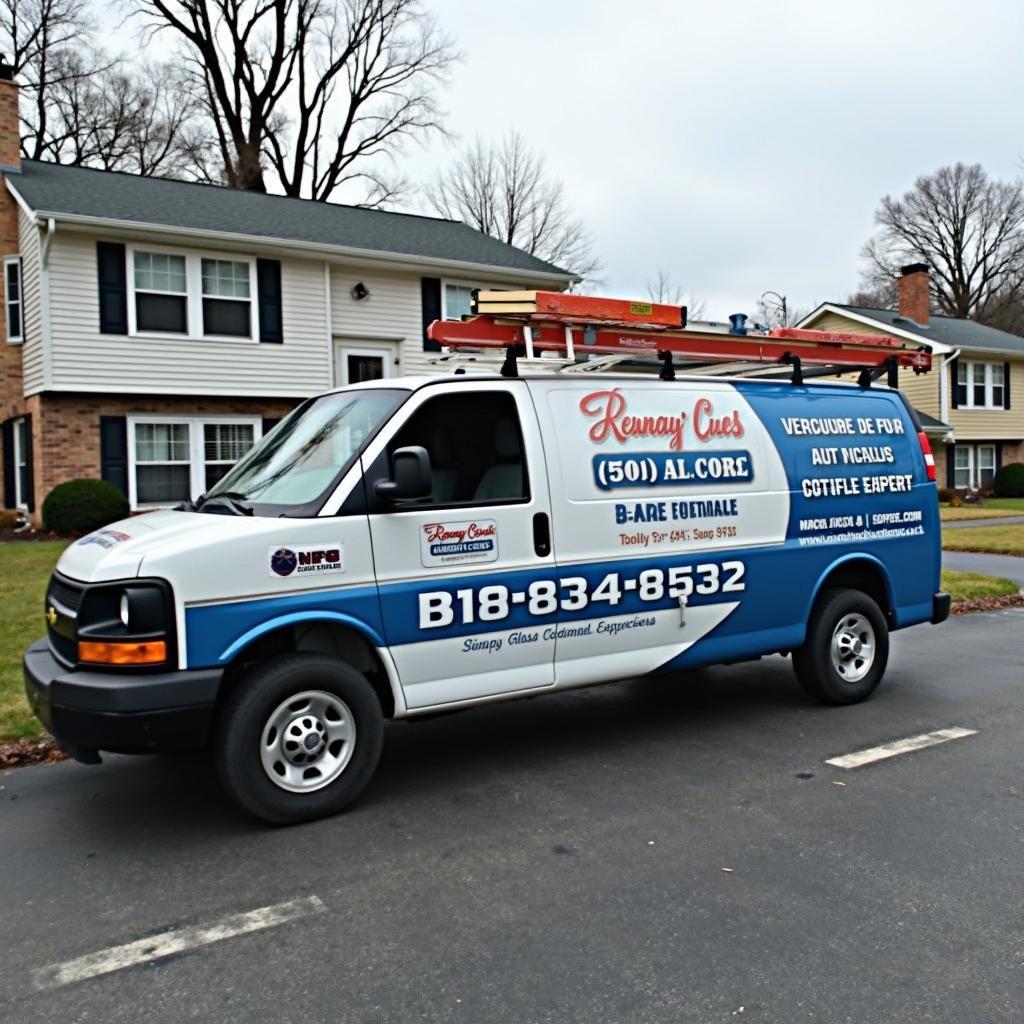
[96,241,128,334]
[262,417,280,436]
[1004,362,1011,409]
[946,444,956,489]
[995,442,1003,479]
[421,277,442,352]
[950,357,959,409]
[100,416,129,497]
[22,413,34,512]
[1,419,14,508]
[256,259,283,343]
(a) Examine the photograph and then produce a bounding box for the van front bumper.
[932,591,951,624]
[23,639,222,762]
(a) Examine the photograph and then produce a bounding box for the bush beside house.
[41,479,129,535]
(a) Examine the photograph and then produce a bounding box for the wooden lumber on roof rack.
[472,289,687,328]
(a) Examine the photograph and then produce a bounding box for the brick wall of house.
[33,393,301,509]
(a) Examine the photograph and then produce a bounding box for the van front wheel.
[792,588,889,704]
[216,654,384,824]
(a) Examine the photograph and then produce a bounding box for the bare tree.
[424,131,601,282]
[2,0,108,158]
[860,163,1024,325]
[644,268,705,319]
[3,1,197,174]
[133,0,458,204]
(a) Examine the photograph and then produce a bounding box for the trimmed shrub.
[42,479,129,535]
[936,486,955,503]
[993,462,1024,498]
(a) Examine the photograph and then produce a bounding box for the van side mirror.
[374,446,432,502]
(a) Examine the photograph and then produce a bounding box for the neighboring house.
[799,264,1024,491]
[0,67,575,520]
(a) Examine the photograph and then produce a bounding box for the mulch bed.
[0,737,68,770]
[0,529,67,543]
[950,593,1024,615]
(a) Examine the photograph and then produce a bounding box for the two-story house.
[0,66,575,520]
[799,264,1024,491]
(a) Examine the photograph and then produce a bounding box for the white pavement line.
[32,895,325,990]
[825,727,977,769]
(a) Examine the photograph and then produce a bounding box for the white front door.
[335,343,396,386]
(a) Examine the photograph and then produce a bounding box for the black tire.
[216,653,384,825]
[792,588,889,705]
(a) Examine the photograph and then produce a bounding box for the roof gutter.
[18,204,580,286]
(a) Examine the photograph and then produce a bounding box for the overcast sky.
[411,0,1024,320]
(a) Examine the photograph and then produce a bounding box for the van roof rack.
[427,290,932,387]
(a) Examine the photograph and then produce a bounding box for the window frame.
[4,255,22,344]
[953,443,999,490]
[440,278,506,321]
[127,414,262,509]
[382,389,532,513]
[11,416,28,507]
[126,244,259,344]
[955,360,1007,410]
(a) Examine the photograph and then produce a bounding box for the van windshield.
[204,389,407,514]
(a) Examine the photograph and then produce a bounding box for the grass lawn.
[0,542,65,743]
[940,569,1020,601]
[939,498,1024,521]
[942,524,1024,556]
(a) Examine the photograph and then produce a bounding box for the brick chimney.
[898,263,930,326]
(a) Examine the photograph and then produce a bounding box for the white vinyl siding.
[329,268,425,375]
[18,210,44,393]
[41,233,331,397]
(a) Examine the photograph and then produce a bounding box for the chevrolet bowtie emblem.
[46,605,58,627]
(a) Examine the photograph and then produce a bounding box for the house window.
[443,284,474,320]
[128,416,260,507]
[953,444,998,490]
[128,247,257,340]
[133,422,192,503]
[204,422,257,489]
[955,361,1007,409]
[12,417,28,507]
[202,259,252,337]
[133,251,188,333]
[5,256,22,343]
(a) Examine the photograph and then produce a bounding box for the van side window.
[388,391,530,506]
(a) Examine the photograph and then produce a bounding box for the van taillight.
[917,431,936,482]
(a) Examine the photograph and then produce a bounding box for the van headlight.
[75,580,175,669]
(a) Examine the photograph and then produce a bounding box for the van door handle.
[533,512,551,558]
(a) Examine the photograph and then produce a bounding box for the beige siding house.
[799,265,1024,491]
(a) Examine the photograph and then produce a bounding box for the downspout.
[939,347,960,426]
[40,216,55,267]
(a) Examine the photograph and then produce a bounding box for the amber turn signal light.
[78,640,167,666]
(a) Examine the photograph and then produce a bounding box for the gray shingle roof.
[840,304,1024,356]
[9,160,574,279]
[914,408,950,431]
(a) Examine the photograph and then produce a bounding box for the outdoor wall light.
[351,282,370,301]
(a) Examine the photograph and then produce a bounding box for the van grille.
[48,575,83,613]
[46,572,83,666]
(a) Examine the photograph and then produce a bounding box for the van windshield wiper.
[194,491,254,516]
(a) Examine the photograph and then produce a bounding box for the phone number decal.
[592,451,754,490]
[418,561,746,629]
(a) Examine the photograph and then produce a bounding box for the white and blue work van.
[25,372,949,822]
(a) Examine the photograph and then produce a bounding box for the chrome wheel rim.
[260,690,356,793]
[830,613,875,683]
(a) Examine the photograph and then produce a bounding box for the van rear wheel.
[216,654,384,825]
[793,588,889,705]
